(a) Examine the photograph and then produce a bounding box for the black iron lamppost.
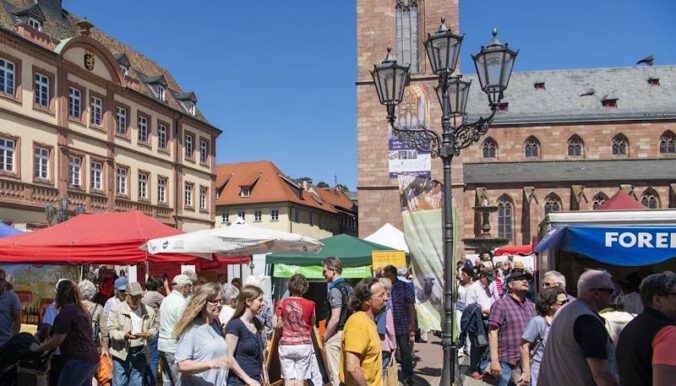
[45,196,86,225]
[371,19,517,385]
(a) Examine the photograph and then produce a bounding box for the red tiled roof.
[315,187,355,211]
[214,161,337,214]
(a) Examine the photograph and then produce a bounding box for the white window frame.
[138,115,149,143]
[68,87,81,119]
[0,58,15,95]
[238,211,246,220]
[34,73,49,108]
[91,161,103,191]
[199,186,208,210]
[28,17,43,31]
[184,134,194,158]
[254,210,262,222]
[158,177,167,203]
[200,139,208,163]
[138,172,148,199]
[271,209,279,222]
[90,96,102,126]
[240,187,251,198]
[120,65,129,77]
[155,85,166,101]
[158,123,168,149]
[34,147,49,180]
[184,183,194,207]
[68,156,81,186]
[115,106,128,135]
[116,168,127,195]
[0,138,14,172]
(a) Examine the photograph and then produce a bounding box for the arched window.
[524,136,540,158]
[482,138,497,159]
[395,0,419,73]
[544,194,562,215]
[659,131,675,154]
[592,192,608,209]
[567,135,584,156]
[612,134,628,156]
[497,196,513,242]
[641,188,660,209]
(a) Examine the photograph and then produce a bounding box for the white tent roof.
[364,223,409,253]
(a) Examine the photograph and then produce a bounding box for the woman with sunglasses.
[175,283,229,386]
[518,287,567,386]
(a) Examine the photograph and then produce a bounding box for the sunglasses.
[208,298,226,305]
[555,299,569,305]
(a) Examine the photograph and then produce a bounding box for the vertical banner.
[398,174,456,333]
[389,87,432,178]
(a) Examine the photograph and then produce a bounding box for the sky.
[68,0,676,191]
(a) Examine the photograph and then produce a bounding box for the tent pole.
[239,256,243,279]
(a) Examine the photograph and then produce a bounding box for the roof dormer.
[174,91,198,116]
[138,72,168,102]
[113,52,131,77]
[5,3,46,32]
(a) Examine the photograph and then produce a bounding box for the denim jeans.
[57,359,97,386]
[395,334,414,381]
[146,335,159,386]
[497,361,516,386]
[113,348,147,386]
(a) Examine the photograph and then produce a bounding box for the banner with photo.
[1,264,80,306]
[398,174,457,334]
[388,86,431,178]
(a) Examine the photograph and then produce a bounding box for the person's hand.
[209,357,227,369]
[29,343,41,352]
[489,361,502,377]
[518,370,530,385]
[124,332,136,340]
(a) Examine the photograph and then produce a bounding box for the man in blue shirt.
[383,265,416,386]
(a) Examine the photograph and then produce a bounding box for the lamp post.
[45,196,86,225]
[371,19,517,385]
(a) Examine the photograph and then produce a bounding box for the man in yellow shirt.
[340,278,389,386]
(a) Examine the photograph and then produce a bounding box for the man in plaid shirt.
[383,265,416,386]
[488,269,537,386]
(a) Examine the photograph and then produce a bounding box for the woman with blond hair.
[225,284,268,386]
[272,274,316,386]
[174,282,228,385]
[30,280,99,386]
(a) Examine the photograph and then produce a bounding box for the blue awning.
[535,225,676,266]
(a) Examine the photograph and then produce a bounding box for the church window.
[395,0,419,73]
[659,131,675,154]
[482,138,497,159]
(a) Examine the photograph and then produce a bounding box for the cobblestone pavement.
[408,334,492,386]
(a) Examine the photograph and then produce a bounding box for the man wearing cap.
[488,268,536,386]
[108,281,156,385]
[465,269,496,378]
[104,276,130,320]
[158,274,192,386]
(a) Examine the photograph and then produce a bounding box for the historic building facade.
[357,0,676,255]
[0,0,219,231]
[215,161,358,239]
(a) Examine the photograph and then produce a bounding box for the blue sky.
[70,0,675,190]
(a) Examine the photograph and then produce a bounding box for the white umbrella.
[142,218,323,259]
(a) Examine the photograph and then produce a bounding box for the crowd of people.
[0,259,674,386]
[455,257,676,386]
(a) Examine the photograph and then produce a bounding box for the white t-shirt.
[130,306,144,347]
[465,281,493,311]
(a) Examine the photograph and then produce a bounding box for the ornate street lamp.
[371,20,517,386]
[45,196,86,225]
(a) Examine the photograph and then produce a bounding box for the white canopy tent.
[364,223,410,253]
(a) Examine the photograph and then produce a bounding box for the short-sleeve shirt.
[225,318,264,383]
[142,290,164,330]
[52,304,99,364]
[521,315,549,363]
[488,294,537,365]
[0,290,20,347]
[466,281,493,311]
[340,311,382,386]
[573,314,609,359]
[652,325,676,366]
[275,297,315,346]
[158,290,188,353]
[390,279,415,335]
[175,321,228,386]
[328,287,344,309]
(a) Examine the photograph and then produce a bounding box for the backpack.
[334,281,354,330]
[89,303,101,343]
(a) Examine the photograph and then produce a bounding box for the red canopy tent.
[494,244,533,256]
[596,191,647,210]
[0,211,244,265]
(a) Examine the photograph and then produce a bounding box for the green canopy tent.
[267,234,404,279]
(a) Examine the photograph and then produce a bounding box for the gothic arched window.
[568,135,584,156]
[482,138,497,159]
[659,131,675,154]
[524,136,540,158]
[641,188,660,209]
[592,192,608,209]
[544,194,562,215]
[612,134,628,156]
[497,196,513,242]
[395,0,419,73]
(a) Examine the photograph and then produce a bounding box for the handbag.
[385,358,398,386]
[95,352,113,385]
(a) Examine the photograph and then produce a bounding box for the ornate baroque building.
[357,0,676,255]
[0,0,220,230]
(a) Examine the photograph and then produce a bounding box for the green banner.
[273,264,372,279]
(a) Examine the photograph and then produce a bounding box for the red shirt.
[275,297,315,345]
